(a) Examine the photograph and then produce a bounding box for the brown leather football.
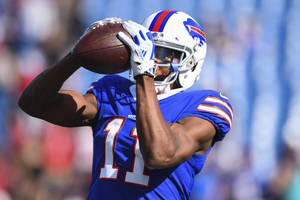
[73,20,131,74]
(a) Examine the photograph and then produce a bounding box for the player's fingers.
[127,21,152,40]
[123,22,145,46]
[122,21,139,37]
[146,32,153,41]
[117,32,136,51]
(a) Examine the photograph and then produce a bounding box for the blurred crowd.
[0,0,300,199]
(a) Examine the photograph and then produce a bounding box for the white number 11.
[99,117,150,187]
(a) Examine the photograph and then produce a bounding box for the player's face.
[154,46,181,81]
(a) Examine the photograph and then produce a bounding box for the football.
[73,19,131,74]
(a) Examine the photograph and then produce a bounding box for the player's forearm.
[18,53,81,116]
[136,76,179,167]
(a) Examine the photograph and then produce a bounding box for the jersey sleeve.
[86,77,104,111]
[85,75,134,118]
[181,91,233,143]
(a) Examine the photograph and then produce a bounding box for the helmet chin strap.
[155,86,185,99]
[129,58,186,95]
[155,84,171,94]
[154,59,188,94]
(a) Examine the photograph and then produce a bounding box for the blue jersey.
[86,75,233,200]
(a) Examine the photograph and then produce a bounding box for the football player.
[18,10,233,200]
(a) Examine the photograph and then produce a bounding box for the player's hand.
[117,20,155,78]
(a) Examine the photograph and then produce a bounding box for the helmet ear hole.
[191,64,197,72]
[186,58,195,68]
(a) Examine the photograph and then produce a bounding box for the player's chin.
[154,75,166,81]
[154,70,171,81]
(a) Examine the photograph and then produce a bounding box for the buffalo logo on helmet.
[183,18,206,47]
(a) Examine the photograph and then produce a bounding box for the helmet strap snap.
[170,62,179,72]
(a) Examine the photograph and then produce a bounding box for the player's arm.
[135,76,215,168]
[117,21,216,168]
[18,53,98,127]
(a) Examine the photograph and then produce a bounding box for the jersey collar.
[129,85,184,101]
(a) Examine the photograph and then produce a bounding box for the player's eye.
[155,46,183,64]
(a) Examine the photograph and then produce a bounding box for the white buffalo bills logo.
[183,18,206,47]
